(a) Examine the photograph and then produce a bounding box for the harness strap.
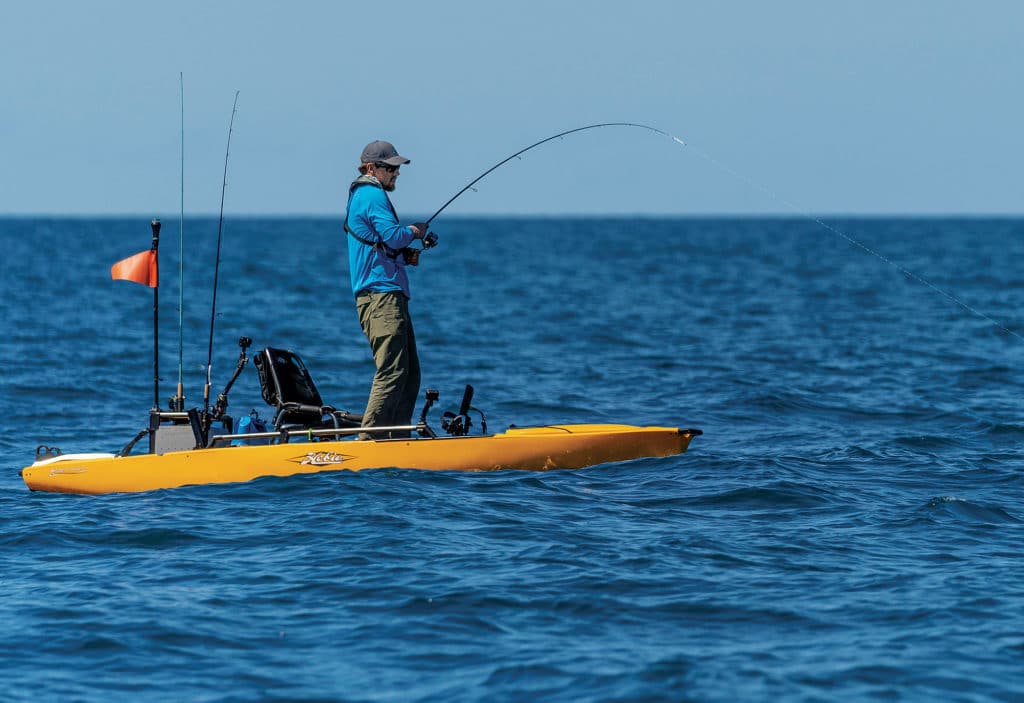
[344,177,402,260]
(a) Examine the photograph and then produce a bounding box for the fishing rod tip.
[672,136,687,147]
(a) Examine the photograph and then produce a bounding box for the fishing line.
[204,91,240,413]
[436,122,1021,343]
[681,142,1024,343]
[425,122,686,224]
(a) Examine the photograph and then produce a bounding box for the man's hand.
[411,222,429,239]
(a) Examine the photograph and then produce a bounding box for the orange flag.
[111,249,158,287]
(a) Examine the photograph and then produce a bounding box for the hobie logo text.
[298,452,349,467]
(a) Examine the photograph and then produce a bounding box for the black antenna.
[151,218,161,411]
[203,91,240,415]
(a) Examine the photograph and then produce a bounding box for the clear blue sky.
[1,1,1021,216]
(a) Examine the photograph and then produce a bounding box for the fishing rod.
[172,72,186,412]
[203,91,240,415]
[424,122,686,225]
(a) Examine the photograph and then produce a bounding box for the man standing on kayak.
[345,140,431,439]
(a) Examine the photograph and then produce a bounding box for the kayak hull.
[21,424,701,495]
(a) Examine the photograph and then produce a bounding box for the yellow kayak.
[21,424,701,495]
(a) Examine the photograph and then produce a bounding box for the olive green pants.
[355,290,420,436]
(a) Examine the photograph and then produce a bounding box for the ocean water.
[1,216,1023,702]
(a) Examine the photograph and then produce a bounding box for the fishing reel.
[442,411,473,436]
[417,385,488,436]
[442,406,488,437]
[401,230,438,266]
[438,385,488,437]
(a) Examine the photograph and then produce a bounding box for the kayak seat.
[253,347,363,431]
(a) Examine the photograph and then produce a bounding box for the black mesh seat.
[253,347,362,431]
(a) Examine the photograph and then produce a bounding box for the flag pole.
[151,218,161,411]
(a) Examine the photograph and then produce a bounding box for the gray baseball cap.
[360,140,411,166]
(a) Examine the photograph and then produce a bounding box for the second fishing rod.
[202,91,240,421]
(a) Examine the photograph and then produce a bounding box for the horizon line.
[2,212,1024,220]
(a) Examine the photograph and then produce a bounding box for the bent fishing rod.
[204,90,240,415]
[424,122,686,226]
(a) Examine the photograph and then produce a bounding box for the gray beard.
[364,173,396,192]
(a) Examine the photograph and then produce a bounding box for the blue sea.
[2,216,1023,702]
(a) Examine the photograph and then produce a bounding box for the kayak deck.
[21,424,702,495]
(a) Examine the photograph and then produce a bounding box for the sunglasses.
[375,163,399,173]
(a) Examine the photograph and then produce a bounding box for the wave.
[919,495,1021,525]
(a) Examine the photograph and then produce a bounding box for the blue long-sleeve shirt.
[345,181,416,298]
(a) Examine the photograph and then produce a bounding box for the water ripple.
[3,218,1024,702]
